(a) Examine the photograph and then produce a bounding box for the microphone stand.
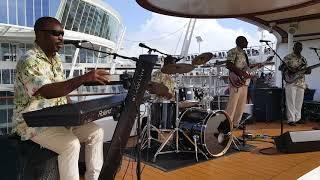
[262,42,286,135]
[139,43,184,62]
[312,49,320,61]
[75,44,147,179]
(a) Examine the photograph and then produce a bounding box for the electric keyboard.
[23,94,126,127]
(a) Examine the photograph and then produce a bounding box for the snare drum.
[151,102,176,129]
[179,108,232,157]
[179,87,196,101]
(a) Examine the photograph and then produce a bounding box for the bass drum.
[179,108,232,157]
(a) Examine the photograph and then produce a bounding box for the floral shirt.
[12,44,67,140]
[227,47,249,71]
[151,70,175,101]
[283,53,307,88]
[227,47,250,86]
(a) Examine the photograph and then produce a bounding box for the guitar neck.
[309,63,320,70]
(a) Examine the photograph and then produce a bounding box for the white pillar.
[288,32,294,53]
[69,47,80,79]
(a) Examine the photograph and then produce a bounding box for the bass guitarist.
[279,42,311,126]
[225,36,262,128]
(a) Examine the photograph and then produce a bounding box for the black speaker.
[0,135,59,180]
[302,101,320,121]
[253,88,283,122]
[274,130,320,153]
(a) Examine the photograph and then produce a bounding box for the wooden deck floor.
[114,121,320,180]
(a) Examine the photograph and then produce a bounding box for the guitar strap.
[244,53,250,67]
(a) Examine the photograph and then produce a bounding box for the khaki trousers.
[285,83,305,123]
[225,85,248,126]
[31,122,104,180]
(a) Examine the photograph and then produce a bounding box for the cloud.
[119,13,276,57]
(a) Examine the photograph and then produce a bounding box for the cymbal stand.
[215,64,227,110]
[141,101,167,150]
[152,73,208,162]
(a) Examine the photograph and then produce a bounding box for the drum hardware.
[231,104,255,151]
[193,135,200,162]
[141,102,168,151]
[152,74,209,162]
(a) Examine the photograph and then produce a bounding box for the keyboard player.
[11,17,105,180]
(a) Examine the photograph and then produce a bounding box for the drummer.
[151,56,176,101]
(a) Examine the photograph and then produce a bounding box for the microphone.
[64,40,89,47]
[174,57,184,63]
[310,47,320,50]
[138,43,150,49]
[259,40,271,43]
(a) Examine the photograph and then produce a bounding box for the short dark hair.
[34,16,61,32]
[236,36,247,46]
[294,41,302,47]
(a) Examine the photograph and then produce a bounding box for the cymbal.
[147,81,170,97]
[161,63,195,74]
[192,52,214,65]
[179,100,199,108]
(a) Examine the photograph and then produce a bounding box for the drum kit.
[141,52,233,162]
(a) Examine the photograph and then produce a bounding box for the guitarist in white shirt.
[279,42,311,126]
[225,36,262,128]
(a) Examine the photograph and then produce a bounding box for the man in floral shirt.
[279,42,311,126]
[12,17,110,180]
[225,36,251,128]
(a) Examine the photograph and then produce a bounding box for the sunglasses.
[40,29,64,37]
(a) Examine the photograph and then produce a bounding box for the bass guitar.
[229,56,274,88]
[283,63,320,83]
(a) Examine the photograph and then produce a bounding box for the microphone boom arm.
[75,44,139,62]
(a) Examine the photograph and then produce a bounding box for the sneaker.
[233,124,245,130]
[296,120,306,124]
[287,122,296,126]
[312,126,320,130]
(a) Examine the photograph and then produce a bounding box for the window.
[2,69,10,84]
[0,0,8,23]
[61,0,71,27]
[17,44,26,60]
[26,44,33,51]
[65,0,79,30]
[1,43,10,61]
[0,110,7,124]
[49,0,61,17]
[87,50,93,63]
[89,7,98,35]
[94,9,104,36]
[79,49,86,63]
[17,1,26,26]
[72,0,85,31]
[9,0,17,24]
[34,0,42,22]
[10,69,16,84]
[79,3,90,33]
[65,70,70,78]
[26,0,34,27]
[84,7,95,34]
[42,0,50,17]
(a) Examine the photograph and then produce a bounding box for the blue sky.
[105,0,276,56]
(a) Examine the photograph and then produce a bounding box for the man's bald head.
[34,16,61,33]
[34,16,64,57]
